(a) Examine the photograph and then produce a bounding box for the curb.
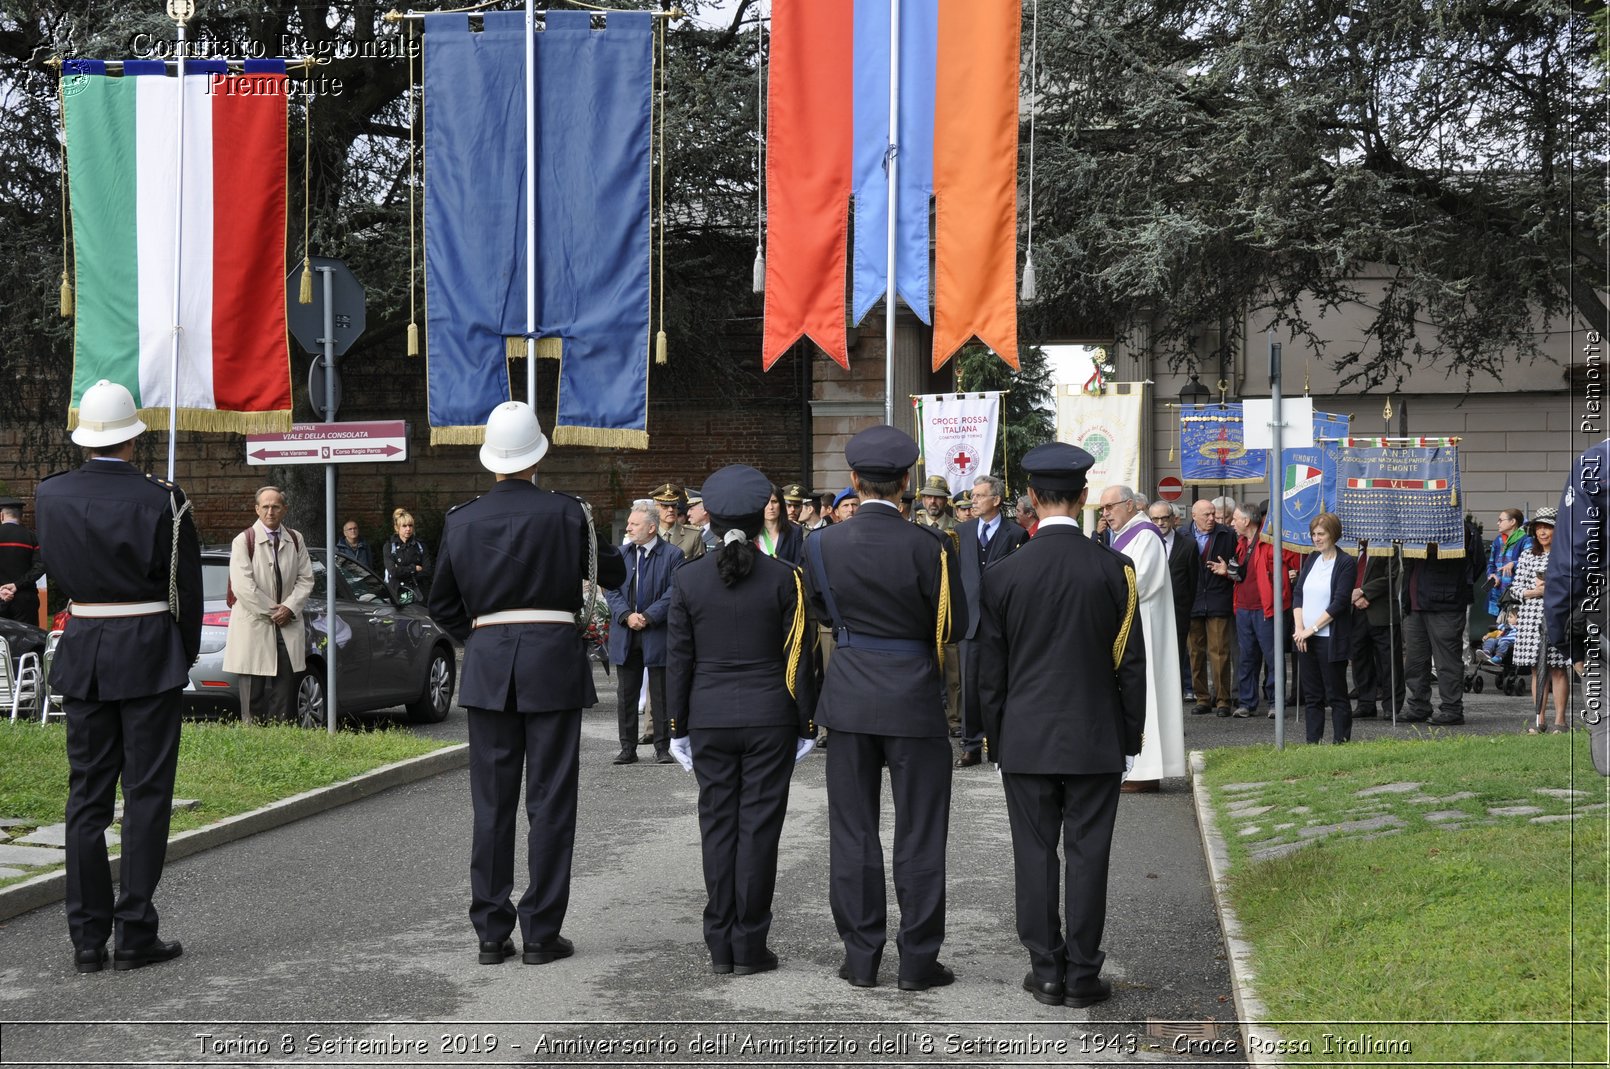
[0,742,470,924]
[1189,749,1285,1068]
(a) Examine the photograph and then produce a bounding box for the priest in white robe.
[1100,486,1185,791]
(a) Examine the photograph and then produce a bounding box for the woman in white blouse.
[1293,513,1358,744]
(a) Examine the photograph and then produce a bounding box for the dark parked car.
[185,548,457,726]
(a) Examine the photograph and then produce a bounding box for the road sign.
[286,256,366,357]
[245,421,408,466]
[1158,476,1184,501]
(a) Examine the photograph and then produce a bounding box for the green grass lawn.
[1201,733,1608,1065]
[0,721,447,889]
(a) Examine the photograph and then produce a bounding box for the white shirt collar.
[859,498,898,512]
[636,535,659,553]
[1038,515,1081,530]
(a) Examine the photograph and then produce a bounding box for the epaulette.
[39,469,69,483]
[445,497,480,516]
[145,474,177,490]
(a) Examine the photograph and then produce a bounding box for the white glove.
[1121,755,1135,782]
[795,737,817,764]
[669,736,694,773]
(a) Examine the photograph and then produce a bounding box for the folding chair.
[2,636,42,723]
[39,630,64,723]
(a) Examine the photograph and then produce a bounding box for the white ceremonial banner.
[918,392,1002,496]
[1055,382,1146,496]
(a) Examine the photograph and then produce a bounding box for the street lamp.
[1178,371,1209,406]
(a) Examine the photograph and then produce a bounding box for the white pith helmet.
[72,379,147,448]
[478,401,550,474]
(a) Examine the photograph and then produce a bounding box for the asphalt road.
[0,662,1541,1068]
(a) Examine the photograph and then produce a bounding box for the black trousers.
[958,639,984,753]
[615,642,667,752]
[246,630,296,722]
[1298,636,1352,743]
[689,724,796,967]
[465,706,581,946]
[825,731,951,981]
[1000,770,1121,987]
[1350,614,1405,715]
[1403,609,1466,719]
[64,688,183,951]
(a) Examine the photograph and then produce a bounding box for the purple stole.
[1111,518,1164,555]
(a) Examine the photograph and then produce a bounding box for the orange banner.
[931,0,1020,370]
[762,0,853,370]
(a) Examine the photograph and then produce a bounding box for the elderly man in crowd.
[607,502,684,763]
[1187,499,1238,716]
[223,486,316,724]
[1148,501,1198,701]
[955,474,1028,767]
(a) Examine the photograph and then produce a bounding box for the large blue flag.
[1336,438,1465,556]
[1278,411,1348,552]
[1180,403,1264,483]
[424,10,653,447]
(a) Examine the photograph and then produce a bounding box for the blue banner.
[1180,404,1264,483]
[1336,440,1464,556]
[423,11,653,448]
[1279,411,1348,551]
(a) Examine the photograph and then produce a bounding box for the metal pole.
[1388,543,1402,724]
[1270,339,1285,749]
[524,0,537,407]
[166,10,188,482]
[882,0,900,427]
[319,265,339,735]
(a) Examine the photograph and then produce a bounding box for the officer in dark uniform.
[976,442,1147,1010]
[804,424,965,991]
[428,401,626,965]
[35,379,202,973]
[1546,437,1610,773]
[0,496,45,624]
[666,465,818,976]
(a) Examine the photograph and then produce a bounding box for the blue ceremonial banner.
[1180,404,1265,484]
[423,10,653,448]
[423,12,524,442]
[1335,438,1464,557]
[1279,410,1349,552]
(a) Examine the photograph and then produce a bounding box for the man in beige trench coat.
[223,486,315,723]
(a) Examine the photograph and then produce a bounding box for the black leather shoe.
[1065,977,1113,1008]
[1429,715,1465,726]
[523,936,574,965]
[1022,973,1064,1006]
[478,938,515,964]
[837,962,877,988]
[74,946,108,974]
[1191,704,1211,716]
[113,940,183,971]
[711,961,734,975]
[898,963,955,991]
[1214,706,1232,718]
[638,732,653,744]
[955,751,982,768]
[613,748,638,765]
[1354,705,1378,719]
[1399,712,1431,722]
[733,950,778,975]
[654,751,674,765]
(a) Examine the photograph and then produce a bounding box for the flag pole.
[883,0,900,427]
[166,0,193,481]
[524,0,537,408]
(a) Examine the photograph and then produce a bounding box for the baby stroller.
[1468,598,1524,695]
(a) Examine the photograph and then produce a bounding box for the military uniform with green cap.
[650,482,706,562]
[913,475,956,534]
[803,423,965,992]
[0,495,44,624]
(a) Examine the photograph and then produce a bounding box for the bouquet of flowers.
[580,582,611,675]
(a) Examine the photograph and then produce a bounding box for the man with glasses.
[955,474,1028,767]
[1149,502,1198,700]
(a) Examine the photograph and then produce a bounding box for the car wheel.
[296,664,328,729]
[406,646,455,723]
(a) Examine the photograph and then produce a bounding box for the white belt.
[70,600,168,619]
[473,609,574,628]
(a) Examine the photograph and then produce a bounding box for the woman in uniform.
[666,465,817,976]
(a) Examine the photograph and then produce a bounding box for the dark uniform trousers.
[1350,616,1405,715]
[826,731,952,980]
[1403,609,1466,719]
[616,636,667,752]
[466,704,582,946]
[689,724,796,966]
[247,629,297,722]
[1001,770,1121,987]
[64,689,183,951]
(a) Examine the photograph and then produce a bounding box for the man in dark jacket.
[1187,499,1238,715]
[1350,549,1404,718]
[0,497,44,625]
[955,473,1029,766]
[605,503,684,764]
[36,379,202,974]
[1399,518,1486,725]
[1149,502,1198,699]
[430,401,626,967]
[978,442,1146,1011]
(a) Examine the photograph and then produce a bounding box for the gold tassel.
[551,425,651,450]
[406,321,419,357]
[59,271,74,317]
[655,329,668,366]
[298,257,313,304]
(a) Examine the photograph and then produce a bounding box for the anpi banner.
[917,392,1002,496]
[1056,383,1145,497]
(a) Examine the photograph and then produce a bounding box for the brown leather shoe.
[955,751,983,768]
[1120,779,1159,793]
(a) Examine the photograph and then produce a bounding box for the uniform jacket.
[662,522,705,563]
[1190,523,1239,617]
[429,479,626,712]
[1547,439,1609,649]
[976,522,1148,774]
[605,537,684,667]
[666,553,817,737]
[1162,527,1199,628]
[0,520,44,623]
[1293,550,1357,661]
[758,521,804,565]
[955,514,1029,639]
[804,501,965,737]
[1400,518,1486,615]
[35,460,202,700]
[223,521,316,676]
[1355,552,1403,627]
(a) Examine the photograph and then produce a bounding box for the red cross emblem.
[954,451,972,470]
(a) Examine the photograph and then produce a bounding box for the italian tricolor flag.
[62,59,293,433]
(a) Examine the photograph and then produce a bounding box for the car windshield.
[332,556,391,604]
[202,557,329,602]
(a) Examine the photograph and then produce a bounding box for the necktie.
[980,522,991,555]
[632,548,643,612]
[269,530,284,603]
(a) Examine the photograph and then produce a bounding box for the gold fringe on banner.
[68,407,293,435]
[552,425,650,450]
[505,337,564,360]
[430,425,486,446]
[1394,544,1466,560]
